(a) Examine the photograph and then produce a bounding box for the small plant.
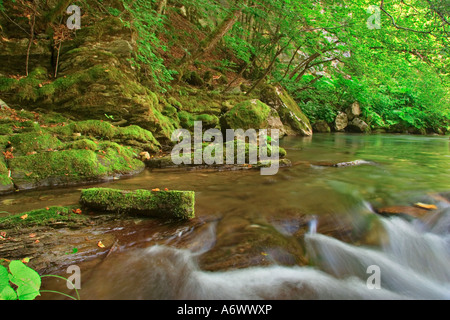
[0,260,80,300]
[0,260,41,300]
[104,113,115,120]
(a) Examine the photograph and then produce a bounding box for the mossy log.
[80,188,195,220]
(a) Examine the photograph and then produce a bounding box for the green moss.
[80,188,195,220]
[162,104,178,117]
[223,99,272,130]
[178,111,219,130]
[0,206,84,229]
[97,142,143,173]
[10,149,107,183]
[8,143,142,189]
[14,67,49,101]
[114,125,160,146]
[0,124,13,135]
[0,157,11,187]
[9,131,63,155]
[0,77,17,91]
[64,139,98,151]
[74,120,117,139]
[276,88,312,136]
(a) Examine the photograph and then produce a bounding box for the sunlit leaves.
[0,261,41,300]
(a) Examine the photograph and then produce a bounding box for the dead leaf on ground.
[414,202,438,210]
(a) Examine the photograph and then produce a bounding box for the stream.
[1,133,450,299]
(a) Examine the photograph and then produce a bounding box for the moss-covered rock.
[80,188,195,220]
[9,131,63,155]
[0,206,86,229]
[8,146,144,190]
[260,85,313,136]
[1,16,177,144]
[182,71,204,87]
[0,106,165,193]
[64,139,98,151]
[222,99,277,130]
[146,140,289,170]
[178,111,219,130]
[0,156,14,194]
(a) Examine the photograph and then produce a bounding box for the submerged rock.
[375,206,431,219]
[80,188,195,220]
[311,160,376,168]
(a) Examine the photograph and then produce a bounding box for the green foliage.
[121,0,177,92]
[0,261,41,300]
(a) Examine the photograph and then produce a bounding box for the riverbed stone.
[334,112,348,131]
[313,120,331,133]
[347,117,370,133]
[375,206,430,219]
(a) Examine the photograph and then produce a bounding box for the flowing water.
[2,133,450,299]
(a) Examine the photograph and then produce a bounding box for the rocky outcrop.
[0,106,160,194]
[260,85,312,136]
[0,17,178,144]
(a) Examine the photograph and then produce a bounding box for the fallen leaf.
[20,214,28,220]
[34,240,40,244]
[0,231,6,238]
[97,241,106,248]
[29,233,36,238]
[152,188,160,192]
[72,208,82,215]
[414,202,437,210]
[46,207,50,210]
[21,257,30,263]
[164,188,169,191]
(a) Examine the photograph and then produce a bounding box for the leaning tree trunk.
[246,40,292,96]
[45,0,73,23]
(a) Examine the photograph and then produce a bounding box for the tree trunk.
[25,14,36,76]
[246,40,291,96]
[177,7,242,81]
[156,0,167,16]
[45,0,73,23]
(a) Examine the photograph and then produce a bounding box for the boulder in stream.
[334,112,348,131]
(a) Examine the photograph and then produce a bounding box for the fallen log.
[80,188,195,220]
